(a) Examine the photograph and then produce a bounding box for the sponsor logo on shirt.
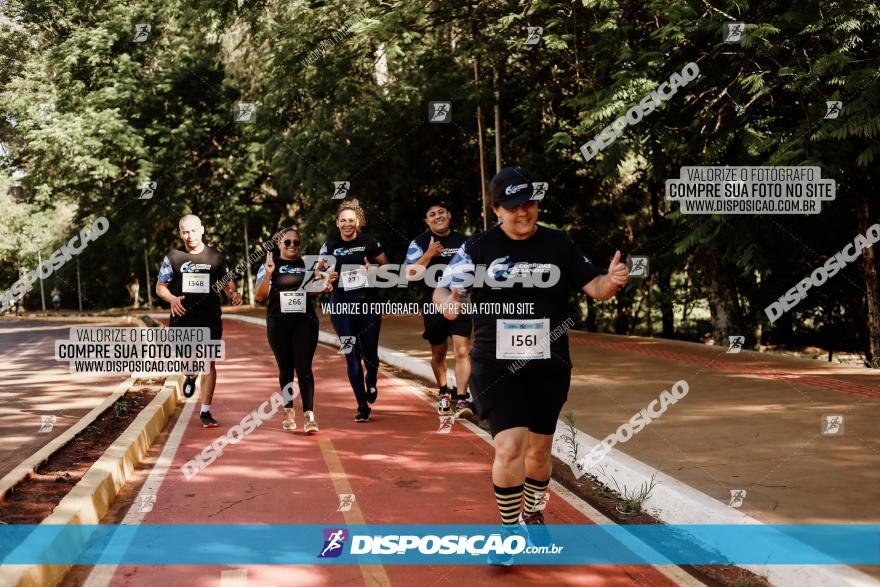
[333,246,367,256]
[488,257,554,280]
[181,261,212,272]
[279,265,304,274]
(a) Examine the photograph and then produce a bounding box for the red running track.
[96,317,676,587]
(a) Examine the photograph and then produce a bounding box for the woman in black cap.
[434,167,629,564]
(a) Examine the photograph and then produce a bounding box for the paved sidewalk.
[0,318,134,480]
[80,317,681,587]
[355,313,880,525]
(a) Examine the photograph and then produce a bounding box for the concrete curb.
[0,376,137,501]
[1,315,155,500]
[549,426,878,587]
[0,375,184,587]
[223,314,880,587]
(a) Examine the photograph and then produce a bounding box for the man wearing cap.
[434,167,628,564]
[405,197,473,417]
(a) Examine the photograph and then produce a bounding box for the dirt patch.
[552,458,771,586]
[0,380,163,524]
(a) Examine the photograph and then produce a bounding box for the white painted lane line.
[82,376,192,587]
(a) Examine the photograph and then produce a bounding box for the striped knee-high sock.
[494,484,524,525]
[523,477,550,513]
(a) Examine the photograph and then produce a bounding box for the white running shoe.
[304,410,319,434]
[282,407,297,431]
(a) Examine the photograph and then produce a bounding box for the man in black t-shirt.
[435,168,629,562]
[405,197,472,418]
[156,214,242,428]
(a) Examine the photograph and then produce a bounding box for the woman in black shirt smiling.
[256,227,332,434]
[319,200,390,423]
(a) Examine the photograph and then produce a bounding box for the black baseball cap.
[423,196,451,216]
[490,167,542,208]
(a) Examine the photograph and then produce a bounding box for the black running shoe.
[366,386,378,404]
[355,406,371,422]
[182,376,197,398]
[437,394,452,415]
[200,410,219,428]
[521,510,552,547]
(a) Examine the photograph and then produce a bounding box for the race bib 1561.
[496,318,550,360]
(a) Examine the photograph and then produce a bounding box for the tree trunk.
[586,297,597,332]
[856,192,880,363]
[648,162,674,338]
[614,295,631,335]
[700,249,747,346]
[474,56,490,231]
[658,268,674,337]
[492,63,502,173]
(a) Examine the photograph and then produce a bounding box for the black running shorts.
[422,313,471,346]
[468,356,571,437]
[169,313,223,341]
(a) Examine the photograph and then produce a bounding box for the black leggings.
[329,308,382,408]
[266,317,319,412]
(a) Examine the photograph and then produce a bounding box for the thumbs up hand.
[607,250,629,287]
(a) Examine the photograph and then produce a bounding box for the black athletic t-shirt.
[319,232,385,301]
[159,245,226,320]
[257,256,316,320]
[440,225,601,362]
[406,229,468,302]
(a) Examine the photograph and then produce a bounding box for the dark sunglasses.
[283,239,301,247]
